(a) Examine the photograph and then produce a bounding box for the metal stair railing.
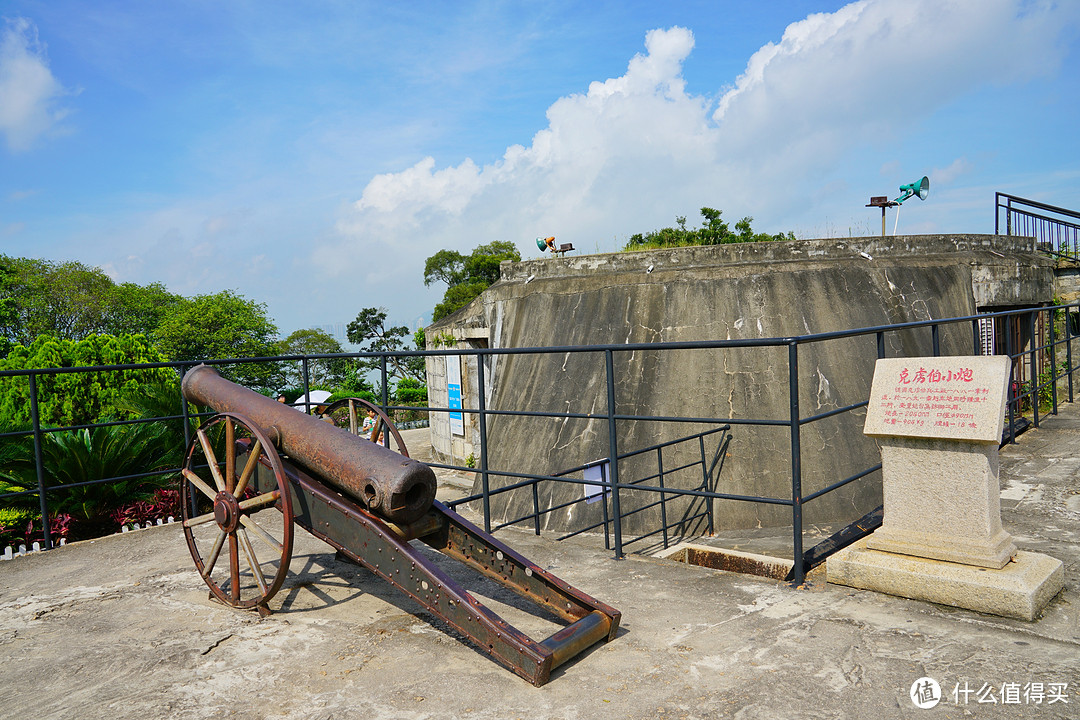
[996,191,1080,261]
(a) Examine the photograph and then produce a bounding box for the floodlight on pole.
[866,175,930,237]
[893,176,930,204]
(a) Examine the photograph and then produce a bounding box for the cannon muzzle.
[181,365,437,524]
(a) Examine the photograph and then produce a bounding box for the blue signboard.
[447,357,464,435]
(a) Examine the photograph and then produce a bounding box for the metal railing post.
[380,356,389,448]
[28,373,52,550]
[1049,307,1059,414]
[876,331,885,359]
[600,464,612,551]
[180,364,192,450]
[657,447,668,550]
[1030,312,1040,428]
[531,480,541,536]
[604,349,624,559]
[699,434,714,536]
[1067,310,1075,403]
[788,342,805,586]
[301,358,312,412]
[931,324,940,356]
[180,364,198,517]
[476,350,492,534]
[1006,316,1016,443]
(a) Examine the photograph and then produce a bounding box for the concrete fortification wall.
[427,235,1053,537]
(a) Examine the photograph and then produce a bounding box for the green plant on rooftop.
[622,208,795,251]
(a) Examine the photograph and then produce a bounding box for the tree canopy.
[623,208,795,251]
[1,256,127,347]
[276,328,353,388]
[154,291,280,389]
[424,241,521,322]
[346,307,425,385]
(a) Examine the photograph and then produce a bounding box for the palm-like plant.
[115,378,198,450]
[0,421,181,522]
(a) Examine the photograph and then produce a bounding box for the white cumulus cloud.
[0,17,71,152]
[317,0,1077,301]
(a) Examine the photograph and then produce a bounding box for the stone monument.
[827,356,1064,620]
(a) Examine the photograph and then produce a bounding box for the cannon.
[178,365,620,686]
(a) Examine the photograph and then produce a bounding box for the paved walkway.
[1,408,1078,719]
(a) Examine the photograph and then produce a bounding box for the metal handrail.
[4,303,1079,586]
[996,191,1080,259]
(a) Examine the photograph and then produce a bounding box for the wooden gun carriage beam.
[179,365,620,686]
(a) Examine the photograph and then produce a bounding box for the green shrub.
[0,334,174,429]
[395,387,428,404]
[326,390,379,405]
[0,506,34,546]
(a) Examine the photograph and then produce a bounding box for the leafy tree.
[0,255,184,351]
[346,308,425,385]
[623,208,795,250]
[0,256,116,345]
[394,376,428,404]
[104,281,183,338]
[432,281,490,323]
[425,241,521,321]
[276,328,354,387]
[423,249,467,288]
[0,261,17,357]
[154,290,280,390]
[463,241,519,285]
[0,334,174,428]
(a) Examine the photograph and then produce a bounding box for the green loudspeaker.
[536,237,547,251]
[894,176,929,204]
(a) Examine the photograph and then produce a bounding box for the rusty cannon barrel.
[181,364,437,524]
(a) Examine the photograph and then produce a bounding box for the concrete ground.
[2,410,1079,719]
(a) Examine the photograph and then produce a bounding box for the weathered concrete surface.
[427,235,1055,535]
[2,404,1079,719]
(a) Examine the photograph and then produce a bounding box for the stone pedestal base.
[827,539,1064,621]
[866,439,1017,568]
[867,526,1016,569]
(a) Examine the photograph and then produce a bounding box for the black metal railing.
[3,303,1079,587]
[415,303,1080,583]
[435,425,732,553]
[996,191,1080,260]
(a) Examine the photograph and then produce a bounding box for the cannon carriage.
[178,365,620,686]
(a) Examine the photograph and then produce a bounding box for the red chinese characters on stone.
[886,366,988,432]
[898,366,974,384]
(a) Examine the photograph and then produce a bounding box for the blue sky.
[2,1,1079,342]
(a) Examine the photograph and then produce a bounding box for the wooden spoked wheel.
[181,412,293,614]
[321,397,410,457]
